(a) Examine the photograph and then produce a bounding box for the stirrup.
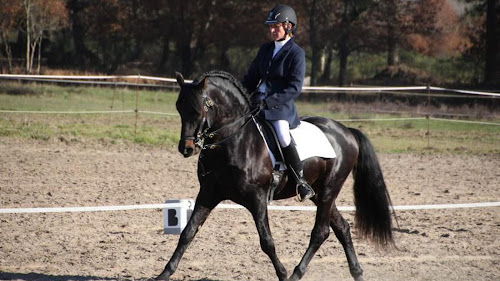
[295,180,315,202]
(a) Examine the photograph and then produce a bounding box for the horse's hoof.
[354,275,364,281]
[155,274,169,281]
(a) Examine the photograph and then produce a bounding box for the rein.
[197,102,260,150]
[195,95,260,177]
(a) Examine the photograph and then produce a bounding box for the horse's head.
[175,72,206,157]
[175,71,251,158]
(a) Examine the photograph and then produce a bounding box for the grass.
[0,81,498,155]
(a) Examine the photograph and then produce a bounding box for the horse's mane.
[193,70,251,104]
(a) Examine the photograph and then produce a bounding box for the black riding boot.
[282,144,315,202]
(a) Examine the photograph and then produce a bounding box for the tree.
[23,0,68,73]
[484,0,499,85]
[0,1,23,72]
[296,0,375,86]
[335,0,375,86]
[370,0,450,67]
[294,0,340,86]
[151,0,267,77]
[138,0,175,74]
[209,1,267,75]
[75,0,139,73]
[461,0,499,85]
[66,0,103,68]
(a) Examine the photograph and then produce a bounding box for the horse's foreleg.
[156,203,213,281]
[288,203,331,281]
[330,207,364,281]
[250,202,288,281]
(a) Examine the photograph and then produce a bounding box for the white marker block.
[163,199,194,235]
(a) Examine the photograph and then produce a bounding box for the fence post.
[426,84,431,148]
[134,74,140,137]
[108,82,117,126]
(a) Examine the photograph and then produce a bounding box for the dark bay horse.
[156,70,394,281]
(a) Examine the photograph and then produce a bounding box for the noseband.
[181,94,214,148]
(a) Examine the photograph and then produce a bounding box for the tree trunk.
[219,45,230,71]
[25,0,31,73]
[387,24,399,66]
[310,46,321,86]
[67,0,99,67]
[387,39,399,66]
[156,37,170,74]
[320,47,334,82]
[338,40,349,86]
[1,33,13,72]
[484,0,499,85]
[386,0,399,66]
[178,41,193,76]
[28,42,36,73]
[37,37,42,74]
[309,0,320,86]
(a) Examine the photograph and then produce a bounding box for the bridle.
[181,94,215,149]
[182,92,260,151]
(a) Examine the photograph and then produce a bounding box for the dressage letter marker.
[163,199,194,234]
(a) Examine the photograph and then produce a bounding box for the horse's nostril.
[183,147,194,157]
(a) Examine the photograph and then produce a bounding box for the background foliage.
[0,0,499,87]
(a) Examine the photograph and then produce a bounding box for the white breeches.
[271,120,291,147]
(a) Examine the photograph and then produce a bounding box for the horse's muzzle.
[178,139,199,158]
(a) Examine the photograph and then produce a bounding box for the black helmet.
[265,4,297,30]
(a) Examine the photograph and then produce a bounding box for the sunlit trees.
[0,0,491,85]
[369,0,454,67]
[23,0,68,73]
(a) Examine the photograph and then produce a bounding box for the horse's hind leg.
[249,199,288,281]
[330,207,364,281]
[156,198,217,281]
[288,203,332,281]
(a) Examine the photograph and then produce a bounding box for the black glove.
[251,99,267,111]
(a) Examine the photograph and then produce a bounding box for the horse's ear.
[201,77,208,89]
[194,77,208,90]
[175,72,185,86]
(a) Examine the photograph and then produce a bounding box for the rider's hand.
[251,99,267,111]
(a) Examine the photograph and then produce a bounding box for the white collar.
[274,37,291,49]
[273,37,291,58]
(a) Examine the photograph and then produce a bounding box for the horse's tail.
[349,127,394,247]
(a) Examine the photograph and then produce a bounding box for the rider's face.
[268,23,286,41]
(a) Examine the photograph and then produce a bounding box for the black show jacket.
[242,38,305,129]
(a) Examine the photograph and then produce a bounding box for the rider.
[242,4,315,202]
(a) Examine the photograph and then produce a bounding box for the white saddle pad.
[254,119,336,169]
[291,121,336,160]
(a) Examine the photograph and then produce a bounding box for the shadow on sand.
[0,272,232,281]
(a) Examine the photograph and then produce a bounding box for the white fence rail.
[1,201,500,214]
[1,74,499,96]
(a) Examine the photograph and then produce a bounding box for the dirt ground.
[0,138,499,281]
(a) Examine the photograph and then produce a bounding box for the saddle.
[253,116,337,202]
[253,116,287,202]
[256,117,285,164]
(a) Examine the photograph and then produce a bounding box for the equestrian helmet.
[265,4,297,29]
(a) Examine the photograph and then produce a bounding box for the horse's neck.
[203,87,257,145]
[212,88,248,123]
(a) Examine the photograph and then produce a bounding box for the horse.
[156,70,395,281]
